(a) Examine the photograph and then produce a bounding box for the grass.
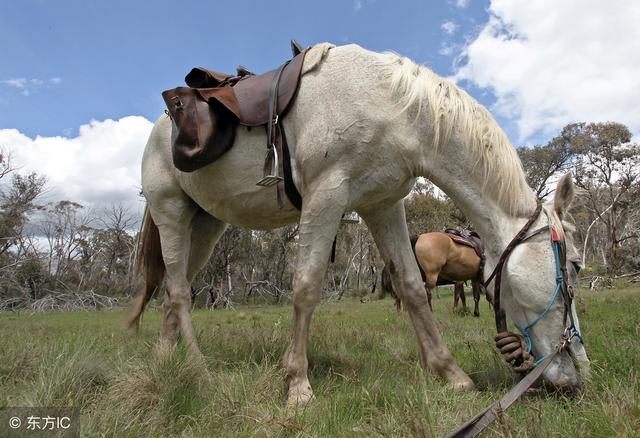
[0,285,638,437]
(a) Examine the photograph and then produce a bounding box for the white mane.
[380,53,536,216]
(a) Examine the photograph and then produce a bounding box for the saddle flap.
[161,86,239,172]
[196,86,241,119]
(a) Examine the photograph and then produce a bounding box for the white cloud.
[439,43,456,56]
[453,0,640,142]
[454,0,470,9]
[0,116,153,215]
[441,20,458,35]
[1,77,62,96]
[353,0,374,13]
[2,78,27,89]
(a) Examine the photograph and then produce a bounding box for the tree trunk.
[610,207,617,273]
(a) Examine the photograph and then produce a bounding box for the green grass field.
[1,286,638,437]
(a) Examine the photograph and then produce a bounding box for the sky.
[1,0,639,216]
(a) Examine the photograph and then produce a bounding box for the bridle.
[484,201,583,368]
[447,201,585,438]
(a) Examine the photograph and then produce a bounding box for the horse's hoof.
[451,377,475,391]
[286,384,314,409]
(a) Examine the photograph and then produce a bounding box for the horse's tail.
[381,263,402,312]
[127,206,165,330]
[409,234,427,282]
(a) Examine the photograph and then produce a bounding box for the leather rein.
[447,202,584,438]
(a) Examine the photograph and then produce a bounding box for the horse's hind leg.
[453,282,461,312]
[360,200,474,390]
[150,202,197,353]
[471,280,481,317]
[283,185,346,406]
[424,272,438,312]
[458,282,467,311]
[186,211,228,283]
[147,196,220,357]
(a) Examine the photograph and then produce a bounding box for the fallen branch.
[613,271,640,279]
[0,291,121,313]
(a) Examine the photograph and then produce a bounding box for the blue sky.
[2,1,638,212]
[1,0,495,138]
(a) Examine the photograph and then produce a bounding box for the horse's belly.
[179,160,300,229]
[182,184,300,230]
[441,260,480,281]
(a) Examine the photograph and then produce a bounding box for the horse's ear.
[554,173,575,219]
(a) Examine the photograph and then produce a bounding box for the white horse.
[128,43,589,406]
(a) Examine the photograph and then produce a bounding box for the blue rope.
[515,281,562,353]
[533,354,548,366]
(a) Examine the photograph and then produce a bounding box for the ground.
[0,286,638,437]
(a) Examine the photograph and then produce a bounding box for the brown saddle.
[161,40,307,208]
[443,228,485,262]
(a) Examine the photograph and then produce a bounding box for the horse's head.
[502,173,589,392]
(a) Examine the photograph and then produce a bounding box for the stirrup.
[256,145,284,187]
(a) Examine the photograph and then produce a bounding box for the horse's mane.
[380,52,535,217]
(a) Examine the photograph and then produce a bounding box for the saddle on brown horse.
[162,40,307,209]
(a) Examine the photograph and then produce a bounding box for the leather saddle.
[162,40,307,208]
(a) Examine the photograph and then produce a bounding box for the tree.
[569,122,640,272]
[517,126,577,199]
[404,182,465,236]
[0,172,47,258]
[0,150,47,302]
[40,200,91,284]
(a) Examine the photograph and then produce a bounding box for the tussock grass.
[0,286,638,436]
[19,343,109,409]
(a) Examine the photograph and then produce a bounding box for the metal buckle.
[256,145,283,187]
[558,327,576,351]
[171,96,183,109]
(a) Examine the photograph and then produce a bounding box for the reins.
[447,202,584,438]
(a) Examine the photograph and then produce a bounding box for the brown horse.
[382,232,492,316]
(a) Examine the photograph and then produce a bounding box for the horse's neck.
[415,137,536,257]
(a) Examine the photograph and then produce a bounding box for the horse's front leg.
[283,183,345,407]
[361,200,474,390]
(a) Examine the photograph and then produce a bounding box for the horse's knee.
[397,278,429,309]
[292,273,322,308]
[164,278,191,309]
